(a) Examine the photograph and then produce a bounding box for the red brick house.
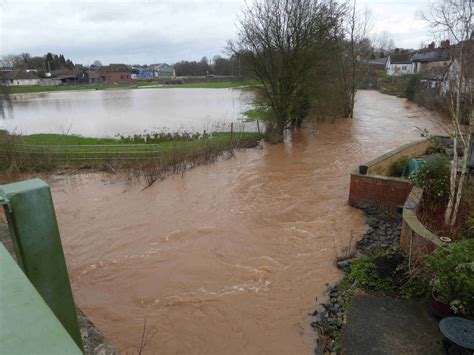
[98,64,132,83]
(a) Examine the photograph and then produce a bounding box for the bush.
[426,239,474,315]
[346,250,431,299]
[405,75,420,101]
[409,154,450,204]
[389,156,410,177]
[347,250,406,294]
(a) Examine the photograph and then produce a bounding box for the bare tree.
[373,31,395,55]
[334,0,372,118]
[424,0,473,226]
[231,0,342,143]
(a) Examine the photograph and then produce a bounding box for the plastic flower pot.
[359,165,368,175]
[431,292,454,318]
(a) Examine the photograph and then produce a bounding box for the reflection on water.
[51,91,444,354]
[2,88,253,137]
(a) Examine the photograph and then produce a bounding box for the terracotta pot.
[431,292,453,318]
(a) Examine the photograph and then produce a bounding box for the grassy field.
[8,80,258,94]
[0,131,263,184]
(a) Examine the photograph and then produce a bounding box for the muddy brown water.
[50,91,443,354]
[2,88,253,136]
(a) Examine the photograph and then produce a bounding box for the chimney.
[441,40,450,49]
[428,41,435,50]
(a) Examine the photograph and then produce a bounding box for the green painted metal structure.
[0,178,83,350]
[0,243,82,354]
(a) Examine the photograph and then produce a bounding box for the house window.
[402,65,407,70]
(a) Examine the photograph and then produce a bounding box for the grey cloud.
[1,0,431,64]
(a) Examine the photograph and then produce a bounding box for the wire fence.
[0,143,161,164]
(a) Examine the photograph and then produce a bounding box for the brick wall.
[348,174,413,207]
[399,187,445,263]
[400,219,439,263]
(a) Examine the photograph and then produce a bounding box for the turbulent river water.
[50,91,443,354]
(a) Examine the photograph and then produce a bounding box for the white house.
[386,53,415,76]
[151,63,175,78]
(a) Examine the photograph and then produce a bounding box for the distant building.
[57,74,78,84]
[98,64,132,83]
[367,57,388,71]
[412,42,450,75]
[419,66,448,90]
[78,68,101,84]
[386,51,415,76]
[150,63,175,78]
[0,70,40,86]
[131,67,154,80]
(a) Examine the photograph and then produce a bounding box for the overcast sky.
[0,0,433,65]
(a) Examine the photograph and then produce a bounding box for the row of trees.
[173,55,253,77]
[0,52,75,72]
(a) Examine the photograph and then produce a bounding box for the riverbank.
[311,204,444,354]
[0,131,263,184]
[7,80,258,94]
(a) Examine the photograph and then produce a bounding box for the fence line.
[0,143,161,163]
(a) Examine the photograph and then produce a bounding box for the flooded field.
[2,88,252,137]
[50,91,443,354]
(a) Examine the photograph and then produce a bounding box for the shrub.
[426,239,474,315]
[405,75,420,101]
[345,250,431,300]
[409,154,450,204]
[347,250,406,294]
[389,156,410,177]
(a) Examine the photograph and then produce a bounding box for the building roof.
[0,70,39,80]
[57,74,78,80]
[389,53,412,64]
[372,57,388,64]
[368,57,388,67]
[104,64,130,72]
[150,63,173,69]
[412,49,450,63]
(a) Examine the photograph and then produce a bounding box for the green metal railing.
[0,178,84,352]
[0,243,82,354]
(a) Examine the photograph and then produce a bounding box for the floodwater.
[2,88,252,137]
[50,91,443,354]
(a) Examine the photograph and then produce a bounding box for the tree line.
[173,55,252,77]
[1,52,75,73]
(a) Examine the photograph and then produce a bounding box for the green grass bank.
[8,80,258,94]
[0,130,263,185]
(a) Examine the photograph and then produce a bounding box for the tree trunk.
[266,119,286,144]
[450,134,471,226]
[445,134,458,225]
